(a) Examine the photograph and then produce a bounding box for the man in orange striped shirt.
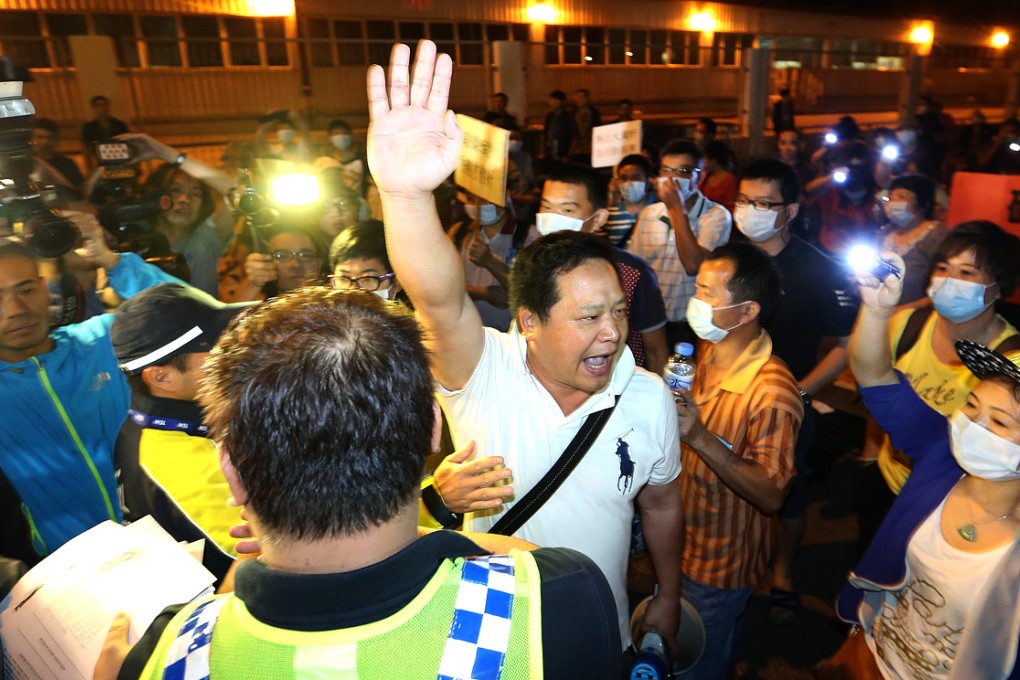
[672,242,804,679]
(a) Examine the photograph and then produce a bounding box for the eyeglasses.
[734,197,787,212]
[270,250,321,263]
[325,198,356,212]
[329,273,395,291]
[659,165,700,178]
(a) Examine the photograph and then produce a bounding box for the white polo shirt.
[437,326,682,645]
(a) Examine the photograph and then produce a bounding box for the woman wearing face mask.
[820,251,1020,680]
[861,222,1020,506]
[876,174,947,304]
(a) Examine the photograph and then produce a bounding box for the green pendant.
[957,524,977,542]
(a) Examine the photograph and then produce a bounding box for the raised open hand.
[366,41,463,199]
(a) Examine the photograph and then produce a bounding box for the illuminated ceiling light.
[625,50,634,57]
[527,3,556,23]
[251,0,295,16]
[909,22,933,45]
[992,31,1010,49]
[689,12,716,33]
[585,55,593,61]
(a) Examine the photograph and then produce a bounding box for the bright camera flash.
[271,173,321,206]
[881,145,900,161]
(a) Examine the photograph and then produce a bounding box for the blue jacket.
[838,372,1020,680]
[0,253,178,561]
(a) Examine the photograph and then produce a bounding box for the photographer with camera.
[103,133,239,298]
[0,214,180,566]
[234,225,326,301]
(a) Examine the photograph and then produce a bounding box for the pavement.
[626,386,870,678]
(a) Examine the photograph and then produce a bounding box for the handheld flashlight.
[824,132,838,145]
[832,167,849,184]
[1010,142,1020,153]
[881,145,900,161]
[847,245,902,280]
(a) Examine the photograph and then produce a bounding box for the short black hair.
[703,141,732,166]
[510,231,619,321]
[739,157,800,205]
[547,163,609,210]
[89,95,110,107]
[617,154,653,178]
[661,139,703,165]
[576,88,590,97]
[492,92,508,103]
[697,118,718,136]
[327,119,352,133]
[888,174,936,219]
[329,219,390,270]
[32,117,59,134]
[126,353,190,397]
[200,288,434,540]
[0,237,39,266]
[932,221,1020,297]
[704,241,783,324]
[618,98,633,107]
[549,90,566,101]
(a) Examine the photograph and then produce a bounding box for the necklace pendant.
[957,524,977,542]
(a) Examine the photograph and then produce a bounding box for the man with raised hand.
[368,40,684,654]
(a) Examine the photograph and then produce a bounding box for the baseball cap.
[956,339,1020,388]
[112,283,253,374]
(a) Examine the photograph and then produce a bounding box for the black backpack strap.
[993,332,1020,355]
[489,395,620,537]
[894,304,934,362]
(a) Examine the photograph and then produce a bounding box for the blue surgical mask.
[465,203,500,225]
[536,211,594,235]
[927,276,996,323]
[621,181,647,203]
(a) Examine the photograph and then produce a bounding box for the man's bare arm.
[367,41,484,389]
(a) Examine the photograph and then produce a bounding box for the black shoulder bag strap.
[489,395,620,537]
[894,304,934,362]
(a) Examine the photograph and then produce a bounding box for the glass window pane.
[181,16,222,68]
[430,23,455,62]
[609,28,626,64]
[459,23,483,65]
[263,17,288,66]
[94,14,140,67]
[585,27,604,65]
[47,13,88,68]
[225,17,260,66]
[399,22,426,41]
[334,20,365,66]
[511,24,530,43]
[562,26,581,64]
[2,12,50,69]
[487,24,509,42]
[140,16,181,67]
[365,21,395,65]
[630,30,648,65]
[544,25,559,65]
[650,30,668,65]
[306,18,332,67]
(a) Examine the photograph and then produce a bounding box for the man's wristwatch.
[799,389,812,407]
[173,151,187,166]
[421,476,463,529]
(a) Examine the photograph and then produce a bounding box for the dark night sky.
[721,0,1018,26]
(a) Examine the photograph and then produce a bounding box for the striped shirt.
[680,330,803,590]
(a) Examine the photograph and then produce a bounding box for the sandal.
[769,587,800,625]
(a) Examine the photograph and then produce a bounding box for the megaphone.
[630,596,706,678]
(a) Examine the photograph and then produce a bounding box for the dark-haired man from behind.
[370,41,683,657]
[109,287,621,679]
[732,159,858,622]
[111,283,252,584]
[674,242,803,680]
[31,117,85,197]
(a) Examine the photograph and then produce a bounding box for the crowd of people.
[3,37,1020,680]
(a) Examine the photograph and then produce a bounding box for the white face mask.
[277,129,296,145]
[883,200,915,227]
[464,203,500,225]
[331,134,352,151]
[536,211,586,236]
[927,276,996,323]
[509,140,523,154]
[373,287,392,301]
[621,181,647,203]
[950,411,1020,481]
[686,297,747,344]
[734,205,781,242]
[676,177,697,200]
[896,129,917,146]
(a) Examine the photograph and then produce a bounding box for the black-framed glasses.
[270,250,321,263]
[329,273,395,291]
[659,165,700,178]
[734,197,787,212]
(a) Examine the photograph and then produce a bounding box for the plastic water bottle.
[630,632,670,680]
[664,342,695,396]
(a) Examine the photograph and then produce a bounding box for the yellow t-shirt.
[877,308,1018,493]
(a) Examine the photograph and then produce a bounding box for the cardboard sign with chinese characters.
[591,120,643,168]
[455,115,509,206]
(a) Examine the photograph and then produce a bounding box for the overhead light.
[909,22,933,45]
[992,31,1010,49]
[689,12,716,33]
[250,0,294,16]
[527,3,556,23]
